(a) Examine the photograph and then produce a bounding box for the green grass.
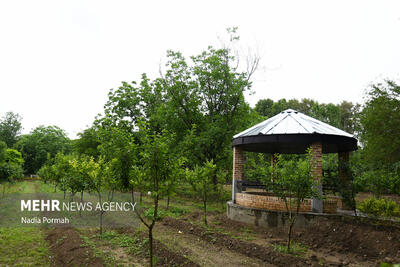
[0,227,50,266]
[272,242,308,256]
[98,230,148,256]
[0,180,57,266]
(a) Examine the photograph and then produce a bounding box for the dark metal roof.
[233,109,358,154]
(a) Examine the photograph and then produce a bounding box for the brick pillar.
[310,142,323,213]
[232,146,243,203]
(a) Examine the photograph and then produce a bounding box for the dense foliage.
[0,141,24,183]
[358,197,400,218]
[0,112,22,148]
[361,80,400,165]
[15,125,71,174]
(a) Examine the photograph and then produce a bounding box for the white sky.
[0,0,399,138]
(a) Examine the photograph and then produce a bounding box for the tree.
[263,151,319,252]
[37,164,55,185]
[185,160,224,225]
[0,141,6,164]
[243,152,269,182]
[255,99,274,117]
[68,155,91,204]
[361,80,400,165]
[0,147,24,194]
[132,124,184,267]
[162,45,254,174]
[337,161,362,216]
[86,156,108,234]
[52,153,74,199]
[0,112,22,148]
[98,32,257,181]
[96,124,136,190]
[15,125,71,174]
[339,101,361,135]
[73,127,101,159]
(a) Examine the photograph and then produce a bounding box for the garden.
[0,32,399,266]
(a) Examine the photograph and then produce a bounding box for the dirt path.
[154,223,274,267]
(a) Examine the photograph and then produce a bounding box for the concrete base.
[312,185,323,213]
[227,201,333,228]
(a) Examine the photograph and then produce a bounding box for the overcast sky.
[1,1,399,138]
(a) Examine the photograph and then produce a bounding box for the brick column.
[310,142,323,213]
[232,146,243,203]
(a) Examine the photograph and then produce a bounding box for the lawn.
[0,227,50,266]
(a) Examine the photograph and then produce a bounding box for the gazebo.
[229,109,357,221]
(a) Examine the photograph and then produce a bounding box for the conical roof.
[233,109,357,154]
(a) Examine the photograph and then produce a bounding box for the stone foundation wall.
[235,193,338,214]
[227,201,319,228]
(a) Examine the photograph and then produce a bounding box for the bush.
[357,168,400,197]
[358,197,400,218]
[0,162,24,182]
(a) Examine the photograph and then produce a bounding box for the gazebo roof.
[233,109,358,154]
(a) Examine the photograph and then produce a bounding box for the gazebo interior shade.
[233,109,358,154]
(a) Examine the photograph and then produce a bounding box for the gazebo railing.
[236,180,337,195]
[236,180,265,192]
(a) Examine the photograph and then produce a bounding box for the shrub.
[358,197,400,218]
[357,168,400,197]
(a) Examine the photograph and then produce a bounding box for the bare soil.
[153,223,272,267]
[45,226,105,267]
[117,227,200,266]
[161,217,318,267]
[201,212,400,266]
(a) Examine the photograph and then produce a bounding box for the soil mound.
[45,227,105,267]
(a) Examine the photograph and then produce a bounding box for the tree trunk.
[100,211,103,235]
[287,222,293,252]
[149,226,154,267]
[54,184,57,193]
[98,191,103,235]
[167,194,170,210]
[63,190,66,200]
[79,191,84,217]
[203,196,207,226]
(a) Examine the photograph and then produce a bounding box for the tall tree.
[162,45,254,172]
[339,101,361,134]
[361,80,400,165]
[98,38,257,177]
[133,124,184,267]
[0,141,6,164]
[0,112,22,148]
[15,125,71,174]
[254,98,274,117]
[73,127,101,159]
